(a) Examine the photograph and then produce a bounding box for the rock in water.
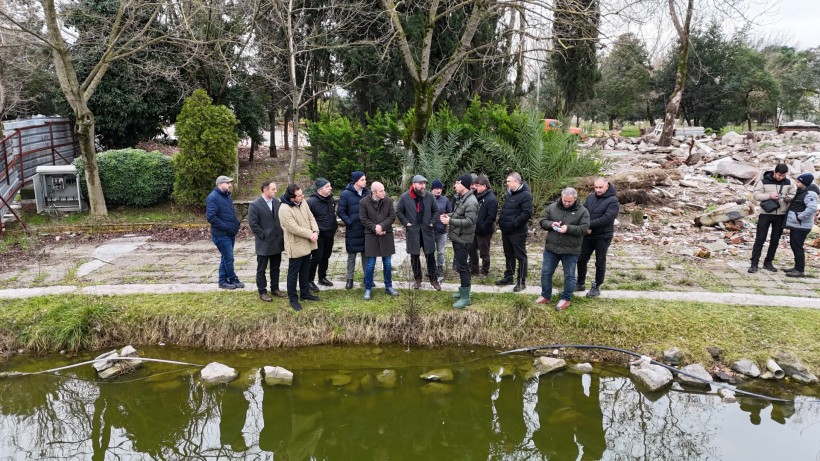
[525,357,567,379]
[200,362,238,384]
[678,364,713,389]
[376,369,397,388]
[420,368,454,382]
[629,356,672,391]
[263,366,294,386]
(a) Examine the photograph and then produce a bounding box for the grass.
[6,203,202,231]
[619,126,641,137]
[2,291,820,372]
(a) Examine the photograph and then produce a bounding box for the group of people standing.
[205,171,622,312]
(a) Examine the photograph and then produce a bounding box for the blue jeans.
[364,256,393,290]
[540,249,578,301]
[212,234,237,284]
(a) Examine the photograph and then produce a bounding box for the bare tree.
[255,0,383,183]
[0,22,48,119]
[657,0,694,146]
[0,0,177,215]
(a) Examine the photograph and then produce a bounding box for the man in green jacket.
[440,174,478,308]
[537,187,590,311]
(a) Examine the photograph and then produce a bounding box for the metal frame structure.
[0,118,79,231]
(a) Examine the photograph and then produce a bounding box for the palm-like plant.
[476,112,602,209]
[413,126,474,188]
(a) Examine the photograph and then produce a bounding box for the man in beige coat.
[279,183,319,311]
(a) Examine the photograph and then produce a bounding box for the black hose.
[499,343,808,403]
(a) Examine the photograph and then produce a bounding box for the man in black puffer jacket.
[576,178,619,298]
[496,172,533,292]
[307,178,338,291]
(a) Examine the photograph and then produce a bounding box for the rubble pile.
[581,130,820,262]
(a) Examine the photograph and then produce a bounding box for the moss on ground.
[2,291,819,372]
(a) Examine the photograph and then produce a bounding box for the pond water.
[1,345,818,460]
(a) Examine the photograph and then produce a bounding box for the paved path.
[2,234,818,307]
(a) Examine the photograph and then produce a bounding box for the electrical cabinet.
[34,165,87,214]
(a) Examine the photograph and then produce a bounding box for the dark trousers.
[469,234,492,275]
[750,214,786,265]
[577,237,612,287]
[256,253,282,293]
[453,241,470,287]
[502,232,528,281]
[411,231,437,280]
[310,234,334,281]
[789,228,810,272]
[286,255,311,302]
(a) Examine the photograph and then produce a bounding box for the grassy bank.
[2,291,819,372]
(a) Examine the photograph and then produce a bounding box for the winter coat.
[539,198,590,255]
[753,171,796,215]
[307,192,339,237]
[433,194,453,234]
[338,183,370,252]
[206,187,240,237]
[278,196,319,259]
[498,182,533,235]
[396,188,439,255]
[247,195,285,256]
[448,190,478,244]
[583,183,619,239]
[474,188,498,237]
[785,184,819,230]
[360,195,396,258]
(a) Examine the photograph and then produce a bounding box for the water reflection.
[1,347,819,460]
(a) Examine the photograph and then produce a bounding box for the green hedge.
[74,149,174,207]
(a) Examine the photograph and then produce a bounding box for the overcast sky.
[755,0,820,49]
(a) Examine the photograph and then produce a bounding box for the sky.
[754,0,820,49]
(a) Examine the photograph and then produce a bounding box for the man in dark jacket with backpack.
[576,178,619,298]
[206,175,243,289]
[307,178,338,291]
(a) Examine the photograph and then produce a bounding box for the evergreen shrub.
[172,89,239,206]
[74,149,174,207]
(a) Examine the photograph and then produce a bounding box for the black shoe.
[319,277,334,287]
[218,282,236,290]
[495,276,513,286]
[574,284,587,292]
[513,283,526,292]
[762,262,778,272]
[290,300,302,311]
[301,293,321,301]
[747,265,758,274]
[785,271,806,278]
[783,267,798,274]
[230,280,245,289]
[345,279,354,290]
[586,284,601,298]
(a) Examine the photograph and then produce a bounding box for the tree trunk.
[608,115,614,131]
[283,109,290,151]
[268,107,277,158]
[75,107,107,216]
[288,108,299,183]
[408,82,434,155]
[658,0,694,147]
[249,138,256,163]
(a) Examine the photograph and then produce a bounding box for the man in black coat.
[495,172,533,292]
[307,178,338,291]
[247,180,286,301]
[576,178,619,298]
[338,171,369,289]
[396,175,441,290]
[468,174,498,277]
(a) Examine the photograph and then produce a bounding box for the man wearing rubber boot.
[440,174,478,308]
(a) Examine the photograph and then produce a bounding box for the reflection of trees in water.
[598,377,717,460]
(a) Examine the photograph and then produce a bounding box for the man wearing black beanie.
[440,173,478,308]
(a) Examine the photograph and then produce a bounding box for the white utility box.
[34,165,87,213]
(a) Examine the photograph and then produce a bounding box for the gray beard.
[414,187,426,197]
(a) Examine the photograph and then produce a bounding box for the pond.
[0,345,818,460]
